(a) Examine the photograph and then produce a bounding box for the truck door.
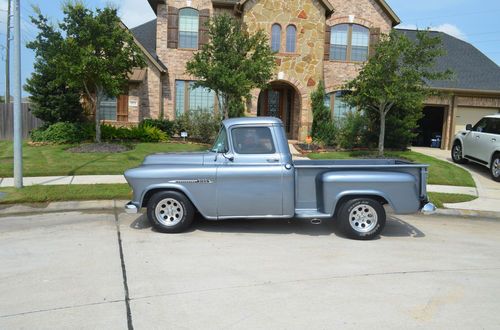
[216,125,284,217]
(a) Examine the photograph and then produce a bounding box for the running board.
[294,209,332,219]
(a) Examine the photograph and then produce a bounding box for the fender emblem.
[168,179,214,184]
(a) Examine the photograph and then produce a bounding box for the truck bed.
[294,159,428,168]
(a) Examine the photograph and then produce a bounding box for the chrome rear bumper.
[421,202,437,215]
[125,202,139,214]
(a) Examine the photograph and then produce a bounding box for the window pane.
[271,24,281,52]
[100,95,117,121]
[351,25,369,61]
[330,24,348,60]
[333,91,354,120]
[324,93,331,109]
[489,118,500,134]
[175,80,185,117]
[179,8,199,49]
[232,127,276,154]
[286,25,296,53]
[188,82,215,113]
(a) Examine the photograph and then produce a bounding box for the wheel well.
[492,151,500,164]
[142,188,192,208]
[334,195,389,216]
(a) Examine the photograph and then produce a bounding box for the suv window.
[473,118,488,133]
[232,127,276,154]
[485,118,500,135]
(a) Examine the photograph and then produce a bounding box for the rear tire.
[338,198,386,240]
[452,142,468,164]
[147,191,194,233]
[491,153,500,182]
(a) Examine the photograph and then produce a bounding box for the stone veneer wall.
[323,0,392,93]
[243,0,327,140]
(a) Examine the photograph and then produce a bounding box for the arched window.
[271,24,281,52]
[179,8,199,49]
[324,91,355,120]
[330,24,369,62]
[286,25,297,53]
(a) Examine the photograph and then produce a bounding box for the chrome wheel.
[155,198,184,227]
[452,144,463,161]
[493,158,500,178]
[349,204,378,233]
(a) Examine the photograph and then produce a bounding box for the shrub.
[140,124,168,142]
[30,122,91,144]
[140,118,175,137]
[314,121,338,147]
[310,81,334,146]
[101,124,167,143]
[337,111,369,149]
[173,111,221,143]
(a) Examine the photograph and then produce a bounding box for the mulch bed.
[66,143,133,153]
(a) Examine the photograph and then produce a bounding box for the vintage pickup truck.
[125,117,435,240]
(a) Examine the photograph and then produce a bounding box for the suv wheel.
[452,142,468,164]
[491,154,500,182]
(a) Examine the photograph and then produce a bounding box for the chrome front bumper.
[125,202,139,214]
[421,202,437,215]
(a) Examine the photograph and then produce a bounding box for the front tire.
[452,142,468,164]
[338,198,386,240]
[491,154,500,182]
[147,191,194,233]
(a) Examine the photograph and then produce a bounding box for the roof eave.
[147,0,165,15]
[432,87,500,96]
[376,0,400,26]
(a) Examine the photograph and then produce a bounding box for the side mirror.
[466,124,473,131]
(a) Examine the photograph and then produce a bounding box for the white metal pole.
[13,0,22,188]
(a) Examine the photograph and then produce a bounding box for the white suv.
[452,114,500,181]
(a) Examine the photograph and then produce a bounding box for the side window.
[212,126,228,153]
[286,25,297,53]
[271,24,281,52]
[473,118,488,133]
[232,127,276,154]
[485,118,500,135]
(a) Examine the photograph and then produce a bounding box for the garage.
[414,106,445,148]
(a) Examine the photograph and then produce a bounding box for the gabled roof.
[398,29,500,93]
[235,0,334,15]
[129,19,167,72]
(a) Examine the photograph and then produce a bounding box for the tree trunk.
[378,110,386,157]
[95,86,104,143]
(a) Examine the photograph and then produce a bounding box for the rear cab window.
[231,127,276,154]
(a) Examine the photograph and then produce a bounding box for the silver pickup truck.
[125,117,435,240]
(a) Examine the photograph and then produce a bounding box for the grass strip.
[428,192,477,209]
[0,184,131,205]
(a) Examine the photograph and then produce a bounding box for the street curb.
[0,200,130,217]
[1,200,499,219]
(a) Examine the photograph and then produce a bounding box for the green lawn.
[0,184,131,204]
[428,192,477,209]
[308,150,475,187]
[0,141,208,177]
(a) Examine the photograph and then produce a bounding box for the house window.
[179,8,199,49]
[100,95,117,121]
[330,24,369,62]
[175,80,216,117]
[324,91,355,120]
[271,24,281,52]
[286,25,296,53]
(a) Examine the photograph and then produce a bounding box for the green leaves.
[186,14,276,118]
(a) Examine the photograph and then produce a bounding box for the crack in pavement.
[129,266,500,302]
[0,299,124,319]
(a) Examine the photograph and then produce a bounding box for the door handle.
[493,138,497,142]
[475,135,480,139]
[267,158,280,163]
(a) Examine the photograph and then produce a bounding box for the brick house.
[107,0,500,149]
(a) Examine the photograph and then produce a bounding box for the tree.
[26,10,85,124]
[344,30,451,156]
[310,81,336,146]
[186,14,276,119]
[53,3,145,142]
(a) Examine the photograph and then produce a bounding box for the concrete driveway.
[1,211,500,329]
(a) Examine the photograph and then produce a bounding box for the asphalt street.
[1,211,499,329]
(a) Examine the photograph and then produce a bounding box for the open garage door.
[455,107,500,134]
[414,106,445,147]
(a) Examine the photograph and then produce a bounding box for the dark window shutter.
[199,9,210,49]
[167,6,179,49]
[369,27,381,58]
[324,25,331,61]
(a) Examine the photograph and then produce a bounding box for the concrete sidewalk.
[412,147,500,212]
[0,175,127,187]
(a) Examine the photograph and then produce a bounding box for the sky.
[0,0,499,97]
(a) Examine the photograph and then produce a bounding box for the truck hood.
[142,152,209,166]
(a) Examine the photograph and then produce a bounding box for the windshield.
[211,126,229,153]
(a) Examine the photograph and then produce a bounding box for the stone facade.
[128,0,399,140]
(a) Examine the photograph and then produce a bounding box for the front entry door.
[258,87,294,137]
